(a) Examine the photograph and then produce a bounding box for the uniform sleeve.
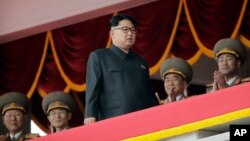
[84,52,102,119]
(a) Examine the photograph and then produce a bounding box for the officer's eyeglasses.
[112,26,137,34]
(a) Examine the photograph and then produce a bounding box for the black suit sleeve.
[145,62,159,106]
[85,52,102,118]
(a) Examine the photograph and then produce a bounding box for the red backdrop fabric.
[0,0,250,132]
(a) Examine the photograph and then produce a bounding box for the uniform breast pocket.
[108,66,124,72]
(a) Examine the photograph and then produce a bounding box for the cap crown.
[214,38,247,64]
[0,92,30,115]
[160,58,193,83]
[42,91,75,114]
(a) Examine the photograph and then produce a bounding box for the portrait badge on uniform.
[141,64,146,70]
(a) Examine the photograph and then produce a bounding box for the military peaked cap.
[160,58,193,83]
[0,92,30,115]
[214,38,247,64]
[42,91,75,115]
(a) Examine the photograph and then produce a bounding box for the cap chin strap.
[216,49,239,59]
[47,101,70,114]
[2,103,25,115]
[163,68,186,80]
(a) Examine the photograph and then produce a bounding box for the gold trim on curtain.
[149,0,183,75]
[49,31,86,92]
[183,0,248,58]
[27,32,49,98]
[239,34,250,48]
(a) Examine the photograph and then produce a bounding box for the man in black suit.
[84,14,158,124]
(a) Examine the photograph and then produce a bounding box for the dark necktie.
[12,137,17,141]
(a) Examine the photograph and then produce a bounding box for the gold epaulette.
[0,135,10,141]
[25,133,39,139]
[241,77,250,83]
[159,99,165,105]
[206,83,213,88]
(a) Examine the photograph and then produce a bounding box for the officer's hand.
[211,80,218,92]
[84,117,96,125]
[165,86,177,102]
[154,92,161,104]
[214,71,228,89]
[166,86,175,96]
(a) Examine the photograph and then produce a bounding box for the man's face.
[164,73,186,96]
[47,108,71,130]
[217,54,239,76]
[3,109,26,134]
[110,19,136,52]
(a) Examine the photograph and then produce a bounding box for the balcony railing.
[31,82,250,141]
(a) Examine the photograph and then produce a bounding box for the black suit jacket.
[85,45,158,120]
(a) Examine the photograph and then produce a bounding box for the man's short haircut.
[110,14,138,28]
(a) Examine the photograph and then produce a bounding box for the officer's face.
[164,73,186,96]
[217,54,239,76]
[47,108,71,131]
[2,109,26,134]
[110,19,136,52]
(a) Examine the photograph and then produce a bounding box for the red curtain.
[241,0,250,39]
[0,0,249,132]
[0,33,46,94]
[38,15,112,93]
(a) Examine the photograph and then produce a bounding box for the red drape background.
[0,0,250,133]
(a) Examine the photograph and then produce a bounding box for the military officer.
[160,58,193,104]
[42,91,75,133]
[0,92,38,141]
[210,38,249,92]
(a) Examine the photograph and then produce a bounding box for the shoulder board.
[159,100,165,105]
[0,135,10,141]
[206,83,213,88]
[241,77,250,83]
[25,133,39,139]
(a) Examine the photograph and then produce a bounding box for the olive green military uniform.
[0,133,38,141]
[0,92,39,141]
[207,38,250,91]
[42,91,76,133]
[160,58,193,104]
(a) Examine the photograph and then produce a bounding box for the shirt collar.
[9,130,23,139]
[52,125,70,133]
[110,44,129,60]
[226,76,239,86]
[168,93,184,102]
[176,95,184,101]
